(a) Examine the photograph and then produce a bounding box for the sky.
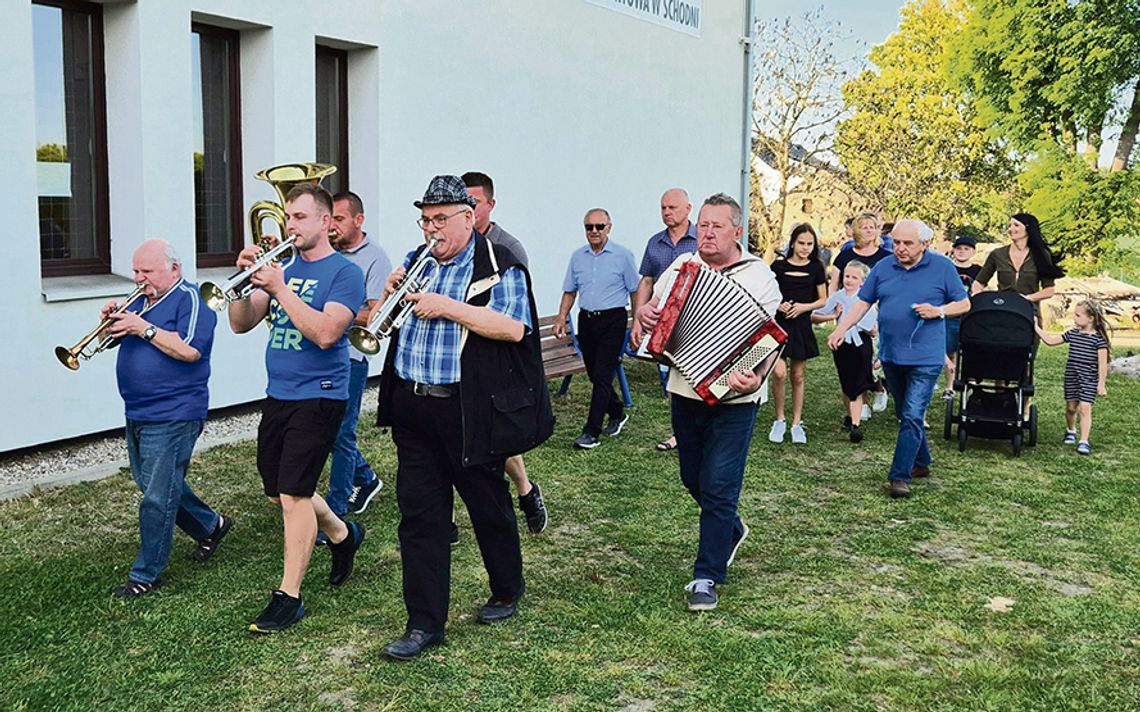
[757,0,906,67]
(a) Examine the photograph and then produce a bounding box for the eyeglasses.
[584,223,608,232]
[416,209,468,230]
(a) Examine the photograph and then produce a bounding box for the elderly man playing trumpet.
[104,239,231,598]
[227,182,367,633]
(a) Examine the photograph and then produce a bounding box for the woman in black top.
[768,223,828,445]
[829,211,892,295]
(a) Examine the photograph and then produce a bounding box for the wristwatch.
[142,325,158,342]
[938,307,946,319]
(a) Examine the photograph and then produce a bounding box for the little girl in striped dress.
[1035,299,1110,455]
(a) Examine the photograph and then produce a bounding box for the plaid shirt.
[394,236,532,385]
[638,222,698,280]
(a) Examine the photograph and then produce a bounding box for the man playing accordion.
[636,193,781,612]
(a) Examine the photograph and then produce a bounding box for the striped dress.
[1061,329,1109,403]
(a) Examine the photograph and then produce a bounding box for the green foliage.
[949,0,1140,159]
[1019,144,1140,274]
[836,0,1018,236]
[36,143,67,163]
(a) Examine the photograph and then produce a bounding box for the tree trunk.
[1111,78,1140,172]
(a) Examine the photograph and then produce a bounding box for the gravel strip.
[0,384,380,499]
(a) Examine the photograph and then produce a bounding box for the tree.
[750,10,861,255]
[836,0,1018,237]
[949,0,1140,170]
[36,144,67,163]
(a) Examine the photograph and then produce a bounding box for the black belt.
[398,379,458,398]
[579,307,626,319]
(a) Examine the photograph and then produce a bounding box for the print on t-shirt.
[269,277,319,351]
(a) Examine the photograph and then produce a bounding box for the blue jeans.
[672,395,759,584]
[327,358,377,516]
[880,363,942,483]
[125,419,217,584]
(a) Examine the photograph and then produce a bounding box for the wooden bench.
[538,314,633,407]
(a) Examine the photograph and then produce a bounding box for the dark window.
[33,0,110,277]
[192,24,243,267]
[315,46,348,195]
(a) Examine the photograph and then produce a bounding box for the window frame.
[35,0,111,278]
[315,44,349,194]
[191,22,244,269]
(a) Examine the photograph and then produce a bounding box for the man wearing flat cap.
[374,175,553,660]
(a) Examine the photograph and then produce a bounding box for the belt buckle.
[413,381,429,397]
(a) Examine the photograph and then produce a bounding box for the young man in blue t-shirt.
[104,239,231,598]
[228,183,366,633]
[828,220,970,499]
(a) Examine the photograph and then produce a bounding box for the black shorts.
[257,397,346,498]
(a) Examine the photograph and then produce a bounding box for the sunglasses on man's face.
[584,224,608,232]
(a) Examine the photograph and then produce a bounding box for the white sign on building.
[585,0,703,37]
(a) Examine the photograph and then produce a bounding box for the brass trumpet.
[55,285,148,370]
[200,162,336,311]
[348,237,441,355]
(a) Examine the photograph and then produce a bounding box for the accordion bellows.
[642,260,787,405]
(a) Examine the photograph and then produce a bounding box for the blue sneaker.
[685,579,718,611]
[347,477,383,515]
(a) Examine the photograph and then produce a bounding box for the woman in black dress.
[768,223,828,444]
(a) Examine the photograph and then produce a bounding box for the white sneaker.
[790,423,807,444]
[872,390,888,412]
[768,420,786,443]
[727,521,750,567]
[861,404,872,421]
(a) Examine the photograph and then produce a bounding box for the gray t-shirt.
[485,223,528,267]
[341,235,393,361]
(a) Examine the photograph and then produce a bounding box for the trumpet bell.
[55,346,80,371]
[348,326,381,355]
[200,282,229,312]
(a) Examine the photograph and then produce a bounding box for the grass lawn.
[2,332,1139,711]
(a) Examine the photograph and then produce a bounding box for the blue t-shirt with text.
[265,252,364,400]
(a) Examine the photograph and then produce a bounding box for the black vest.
[377,232,554,466]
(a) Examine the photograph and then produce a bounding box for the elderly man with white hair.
[827,219,970,499]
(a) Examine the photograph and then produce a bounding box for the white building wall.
[2,0,750,452]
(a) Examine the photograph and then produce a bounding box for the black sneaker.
[601,413,629,437]
[329,521,365,586]
[347,477,383,515]
[685,579,718,611]
[849,425,863,443]
[190,514,233,562]
[518,482,548,534]
[573,432,600,449]
[111,578,161,598]
[249,590,304,633]
[841,415,852,432]
[449,521,460,546]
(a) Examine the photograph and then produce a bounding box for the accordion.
[638,259,787,405]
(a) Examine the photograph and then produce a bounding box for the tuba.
[200,162,337,311]
[55,285,148,370]
[348,237,441,355]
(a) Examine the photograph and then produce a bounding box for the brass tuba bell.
[200,162,337,311]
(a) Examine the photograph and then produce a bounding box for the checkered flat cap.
[414,175,476,209]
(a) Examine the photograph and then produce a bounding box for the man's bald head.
[133,239,182,300]
[660,188,692,230]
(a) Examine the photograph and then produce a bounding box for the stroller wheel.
[1012,431,1023,456]
[1028,404,1038,447]
[943,398,954,440]
[958,425,968,452]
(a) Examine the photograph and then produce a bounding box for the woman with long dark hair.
[973,212,1065,307]
[767,223,828,444]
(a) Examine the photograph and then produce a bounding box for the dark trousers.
[391,385,524,634]
[577,308,627,436]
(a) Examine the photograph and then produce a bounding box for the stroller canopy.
[960,291,1036,349]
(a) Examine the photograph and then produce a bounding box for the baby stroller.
[943,291,1038,456]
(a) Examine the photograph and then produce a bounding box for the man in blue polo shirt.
[828,219,970,499]
[228,182,367,633]
[104,239,231,598]
[630,188,698,452]
[555,208,641,449]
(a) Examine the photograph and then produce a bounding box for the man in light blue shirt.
[555,208,640,449]
[828,219,970,499]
